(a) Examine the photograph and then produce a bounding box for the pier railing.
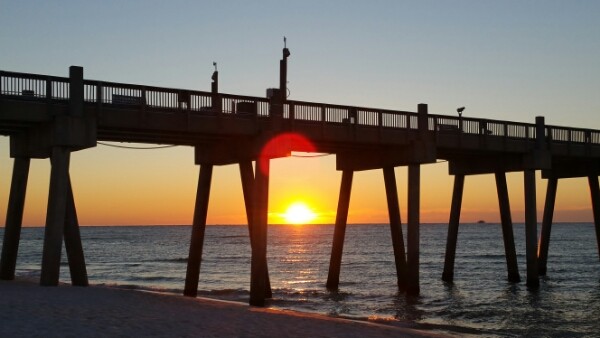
[2,70,600,146]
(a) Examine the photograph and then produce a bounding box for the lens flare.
[258,132,315,175]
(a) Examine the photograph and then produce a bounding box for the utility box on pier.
[266,88,281,100]
[236,102,257,117]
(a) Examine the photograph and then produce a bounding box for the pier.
[1,48,600,306]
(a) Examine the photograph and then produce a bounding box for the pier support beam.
[0,158,31,280]
[524,170,539,288]
[184,164,213,297]
[588,175,600,261]
[239,161,272,298]
[40,147,71,286]
[63,177,88,286]
[442,174,464,283]
[538,177,558,275]
[249,159,270,306]
[326,170,353,291]
[383,167,407,290]
[406,164,420,295]
[495,172,521,282]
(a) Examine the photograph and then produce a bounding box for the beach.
[0,279,447,338]
[2,224,599,336]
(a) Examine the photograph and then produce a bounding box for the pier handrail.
[2,70,600,146]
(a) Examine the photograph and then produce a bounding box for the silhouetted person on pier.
[457,106,465,131]
[179,91,190,110]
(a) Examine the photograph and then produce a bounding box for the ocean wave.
[93,282,182,294]
[150,257,189,263]
[197,288,249,298]
[214,234,250,239]
[126,275,183,283]
[270,288,353,302]
[14,270,40,279]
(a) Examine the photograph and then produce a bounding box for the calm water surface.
[3,223,600,337]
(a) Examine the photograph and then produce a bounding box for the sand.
[0,279,449,338]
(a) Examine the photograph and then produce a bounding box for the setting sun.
[283,202,317,225]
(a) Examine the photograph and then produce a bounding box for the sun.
[283,202,316,225]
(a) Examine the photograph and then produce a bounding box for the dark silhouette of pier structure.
[1,47,600,306]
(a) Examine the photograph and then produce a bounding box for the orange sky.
[0,140,594,227]
[1,1,599,227]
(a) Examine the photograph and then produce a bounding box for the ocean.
[3,223,599,337]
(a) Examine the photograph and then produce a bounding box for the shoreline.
[10,221,594,228]
[1,278,450,337]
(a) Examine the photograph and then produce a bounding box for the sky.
[1,0,600,226]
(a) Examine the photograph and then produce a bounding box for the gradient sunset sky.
[1,1,600,226]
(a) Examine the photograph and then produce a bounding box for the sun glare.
[284,202,316,225]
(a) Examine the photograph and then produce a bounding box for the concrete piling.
[40,147,72,286]
[383,166,408,290]
[524,170,539,288]
[184,164,213,297]
[442,174,464,283]
[495,172,521,282]
[249,159,270,306]
[63,177,89,286]
[406,164,421,295]
[0,157,31,280]
[588,175,600,261]
[326,170,353,291]
[538,177,558,275]
[239,161,272,298]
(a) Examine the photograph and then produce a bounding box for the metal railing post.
[46,79,52,101]
[96,82,103,105]
[535,116,545,150]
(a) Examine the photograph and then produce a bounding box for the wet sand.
[0,279,449,337]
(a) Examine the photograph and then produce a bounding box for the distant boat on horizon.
[477,220,486,224]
